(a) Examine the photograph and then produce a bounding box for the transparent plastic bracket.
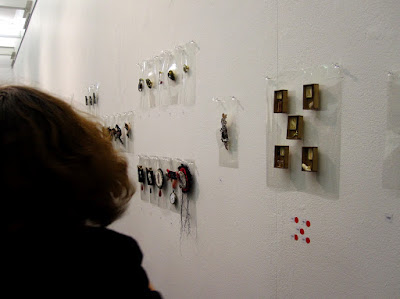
[137,155,149,202]
[100,111,134,153]
[266,63,343,198]
[84,83,100,116]
[212,96,243,168]
[383,70,400,190]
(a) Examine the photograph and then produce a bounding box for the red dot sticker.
[294,217,299,223]
[305,237,310,244]
[294,234,298,241]
[299,228,305,235]
[306,221,311,227]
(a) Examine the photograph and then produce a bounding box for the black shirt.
[4,226,162,298]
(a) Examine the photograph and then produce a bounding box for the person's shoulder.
[81,226,139,246]
[83,225,137,242]
[80,226,143,260]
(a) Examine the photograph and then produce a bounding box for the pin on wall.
[291,216,311,244]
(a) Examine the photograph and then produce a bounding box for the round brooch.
[177,164,192,193]
[155,168,164,189]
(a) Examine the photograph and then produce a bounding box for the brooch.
[146,78,153,89]
[220,113,229,150]
[177,164,192,193]
[166,168,178,189]
[138,78,144,92]
[155,168,164,197]
[137,165,145,190]
[124,122,131,139]
[146,167,155,193]
[168,70,176,81]
[114,124,123,144]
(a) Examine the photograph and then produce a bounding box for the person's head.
[0,85,135,232]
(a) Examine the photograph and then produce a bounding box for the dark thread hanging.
[180,193,191,238]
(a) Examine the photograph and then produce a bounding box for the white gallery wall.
[5,0,400,298]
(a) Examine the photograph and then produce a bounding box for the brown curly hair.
[0,85,135,231]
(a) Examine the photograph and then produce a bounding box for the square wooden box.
[303,84,320,110]
[274,90,288,113]
[302,147,318,172]
[274,145,289,168]
[287,115,304,140]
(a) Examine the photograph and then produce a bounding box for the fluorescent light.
[0,8,25,49]
[0,46,14,56]
[0,0,36,66]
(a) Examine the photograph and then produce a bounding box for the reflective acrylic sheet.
[138,155,149,202]
[136,156,198,239]
[143,59,157,109]
[121,111,134,153]
[154,157,170,210]
[102,114,122,150]
[137,62,148,110]
[154,53,168,107]
[181,41,200,106]
[146,156,157,205]
[213,96,241,168]
[167,158,196,216]
[136,41,199,110]
[82,83,100,116]
[136,156,197,214]
[383,71,400,190]
[166,47,183,105]
[101,112,134,153]
[266,64,343,198]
